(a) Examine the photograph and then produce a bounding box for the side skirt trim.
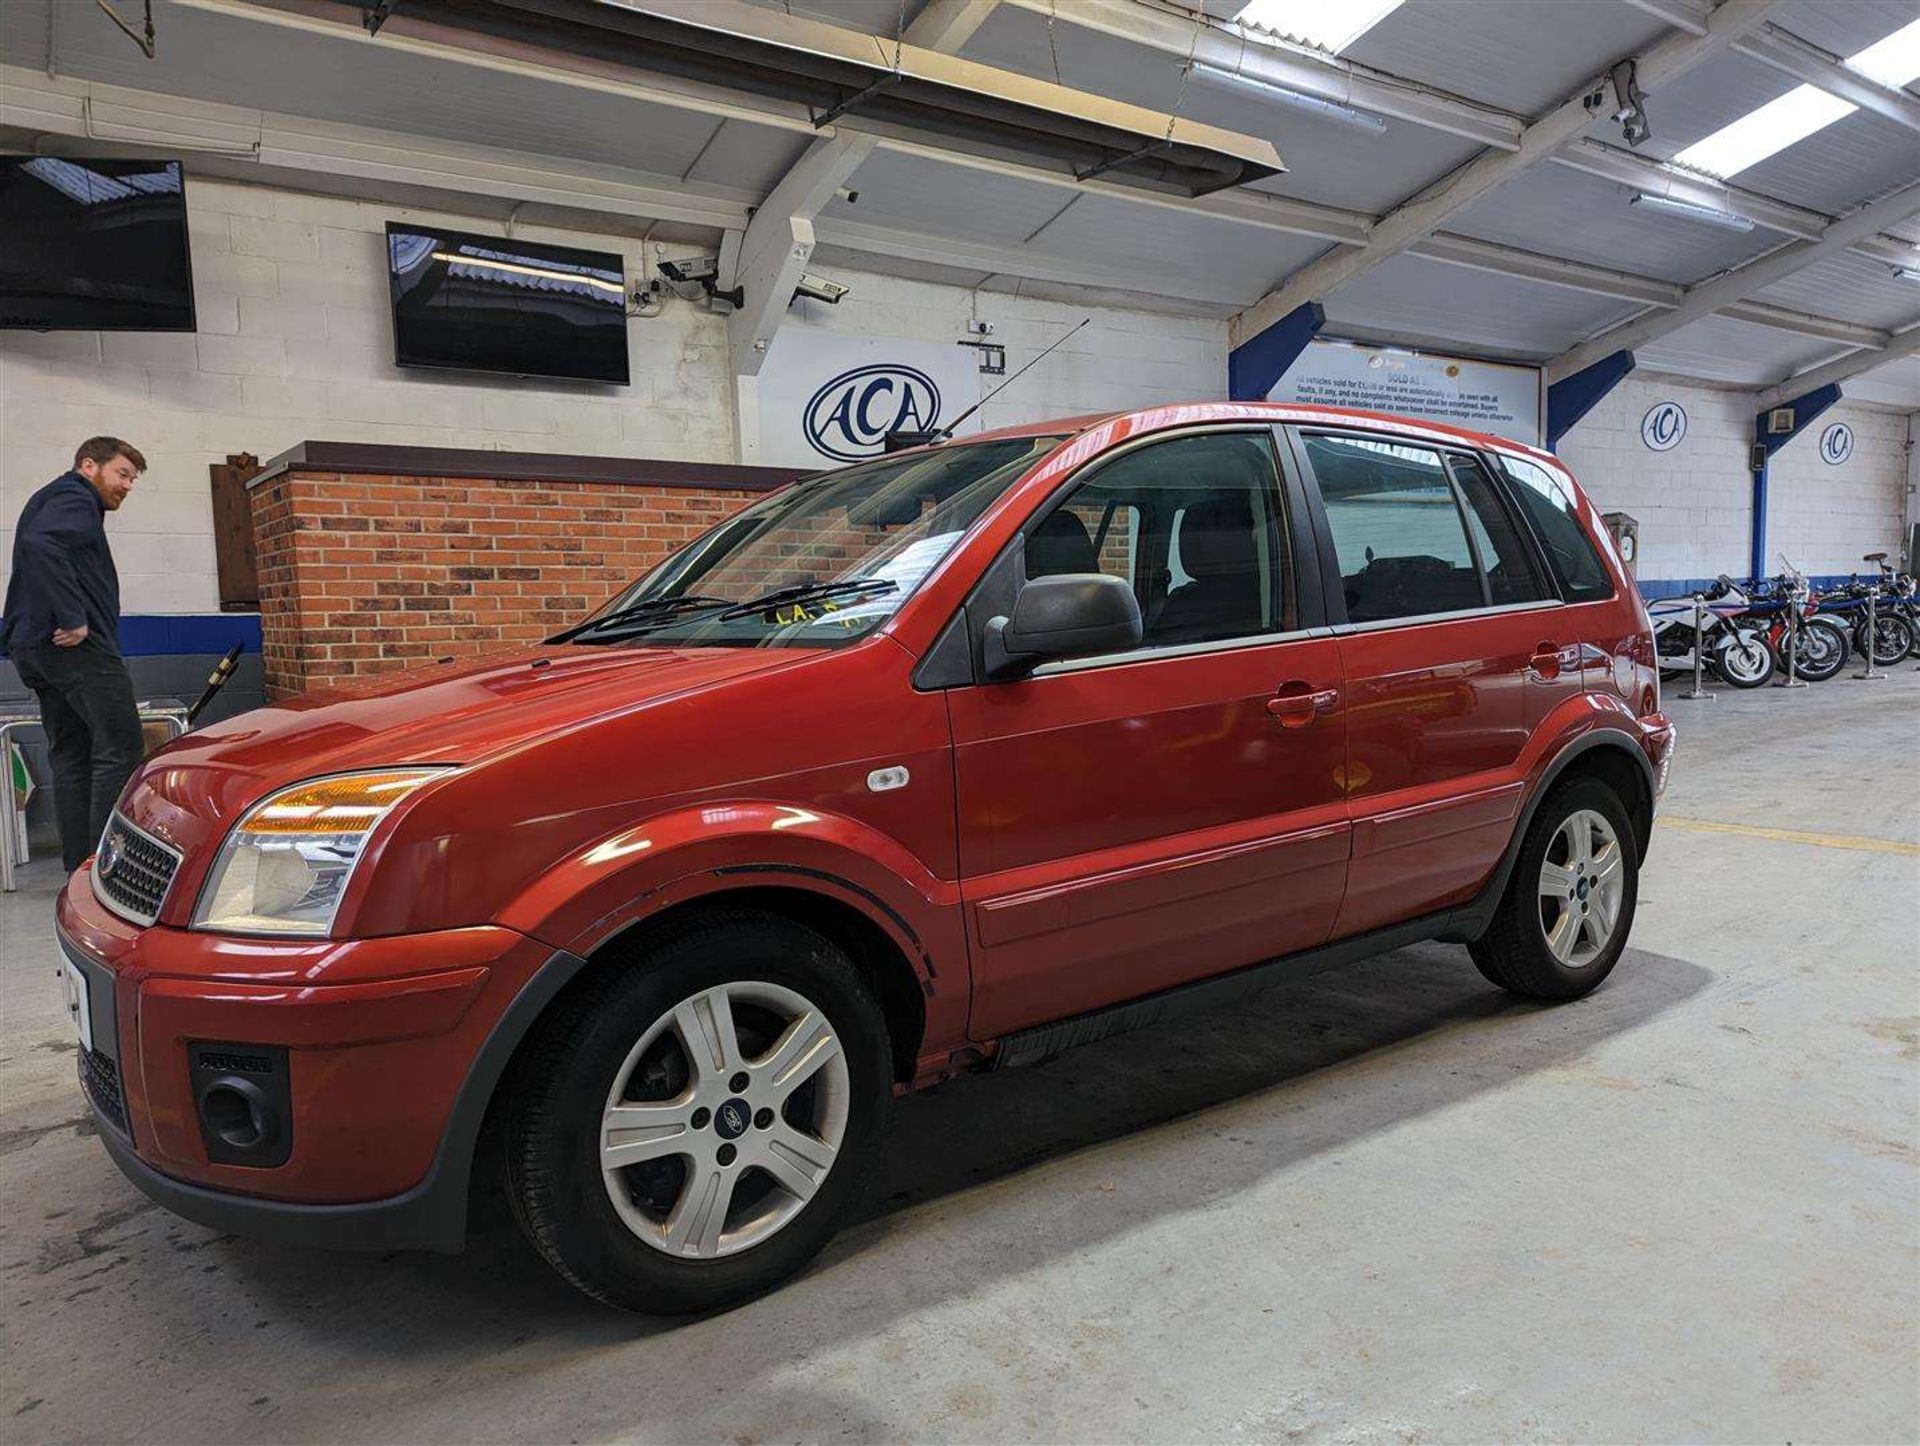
[992,909,1454,1071]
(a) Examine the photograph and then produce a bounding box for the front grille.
[92,812,183,926]
[79,1045,127,1135]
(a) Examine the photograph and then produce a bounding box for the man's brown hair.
[74,436,147,474]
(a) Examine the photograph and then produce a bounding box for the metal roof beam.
[1734,22,1920,135]
[1752,324,1920,410]
[1551,181,1920,379]
[1230,0,1783,346]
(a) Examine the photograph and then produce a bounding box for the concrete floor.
[3,673,1916,1444]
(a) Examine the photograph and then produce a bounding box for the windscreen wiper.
[717,578,898,620]
[546,594,733,644]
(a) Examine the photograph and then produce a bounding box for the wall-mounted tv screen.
[386,222,630,385]
[0,157,196,331]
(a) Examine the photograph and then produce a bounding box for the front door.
[949,428,1349,1041]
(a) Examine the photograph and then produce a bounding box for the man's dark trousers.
[10,643,143,871]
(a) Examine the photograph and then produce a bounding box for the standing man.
[3,438,148,872]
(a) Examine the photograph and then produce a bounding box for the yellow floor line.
[1659,816,1920,857]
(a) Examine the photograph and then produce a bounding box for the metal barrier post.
[1853,586,1886,681]
[1779,601,1808,689]
[1679,594,1714,700]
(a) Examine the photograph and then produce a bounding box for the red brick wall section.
[251,469,759,698]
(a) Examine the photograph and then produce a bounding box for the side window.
[1029,430,1294,649]
[1499,456,1616,601]
[1446,452,1547,606]
[1305,433,1482,623]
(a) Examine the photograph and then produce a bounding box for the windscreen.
[563,434,1066,649]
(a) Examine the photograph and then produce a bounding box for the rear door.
[1290,428,1554,939]
[949,427,1349,1040]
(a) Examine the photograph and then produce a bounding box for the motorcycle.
[1647,575,1776,688]
[1752,563,1851,683]
[1819,570,1916,666]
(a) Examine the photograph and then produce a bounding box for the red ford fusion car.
[57,403,1672,1312]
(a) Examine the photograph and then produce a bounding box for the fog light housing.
[188,1042,291,1167]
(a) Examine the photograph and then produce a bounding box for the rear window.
[1305,433,1482,623]
[1498,456,1615,602]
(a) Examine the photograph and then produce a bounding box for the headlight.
[193,769,453,936]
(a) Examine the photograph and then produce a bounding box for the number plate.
[57,952,94,1054]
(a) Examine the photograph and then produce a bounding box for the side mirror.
[983,573,1142,680]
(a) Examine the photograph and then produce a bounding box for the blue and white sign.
[1270,339,1543,445]
[1818,422,1853,466]
[1640,401,1687,452]
[759,331,980,467]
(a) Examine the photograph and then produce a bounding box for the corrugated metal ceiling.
[1345,0,1673,116]
[1749,250,1920,331]
[1636,313,1845,386]
[1324,253,1645,358]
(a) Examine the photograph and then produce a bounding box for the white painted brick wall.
[2,178,1224,614]
[1557,377,1915,584]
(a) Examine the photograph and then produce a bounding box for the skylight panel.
[1234,0,1405,55]
[1671,86,1852,178]
[1670,17,1920,179]
[1847,16,1920,88]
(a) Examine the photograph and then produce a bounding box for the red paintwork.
[59,402,1669,1212]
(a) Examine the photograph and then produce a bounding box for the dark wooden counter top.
[248,441,805,492]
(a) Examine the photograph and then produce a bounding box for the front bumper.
[58,861,574,1249]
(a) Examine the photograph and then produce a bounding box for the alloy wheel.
[599,980,850,1259]
[1537,808,1625,968]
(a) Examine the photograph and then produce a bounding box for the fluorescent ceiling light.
[1234,0,1404,55]
[1630,193,1755,231]
[1190,61,1388,133]
[1671,17,1920,179]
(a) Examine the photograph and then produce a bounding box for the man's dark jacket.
[2,471,121,656]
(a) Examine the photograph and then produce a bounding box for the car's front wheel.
[1469,777,1638,1001]
[502,909,891,1313]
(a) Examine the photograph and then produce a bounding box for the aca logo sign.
[1640,401,1687,452]
[1818,422,1853,466]
[804,365,942,463]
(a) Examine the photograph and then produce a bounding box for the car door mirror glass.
[985,574,1143,679]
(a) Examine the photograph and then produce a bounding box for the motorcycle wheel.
[1710,631,1775,688]
[1856,614,1915,667]
[1779,618,1848,683]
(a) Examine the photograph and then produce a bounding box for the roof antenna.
[887,318,1092,451]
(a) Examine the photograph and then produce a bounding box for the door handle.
[1267,682,1338,728]
[1529,641,1563,680]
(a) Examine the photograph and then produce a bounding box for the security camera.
[656,254,720,284]
[793,273,850,304]
[1585,59,1649,148]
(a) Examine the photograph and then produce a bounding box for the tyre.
[1709,629,1775,688]
[502,909,892,1314]
[1779,617,1848,683]
[1850,614,1912,666]
[1469,778,1638,1001]
[1865,613,1915,666]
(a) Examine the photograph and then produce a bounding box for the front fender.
[496,801,971,1053]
